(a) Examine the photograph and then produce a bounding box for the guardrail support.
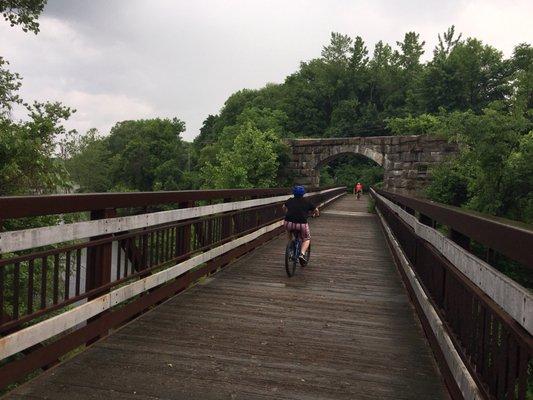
[222,198,233,240]
[178,201,195,258]
[449,228,470,250]
[419,213,433,227]
[85,208,116,344]
[486,247,496,264]
[0,218,6,326]
[86,208,117,293]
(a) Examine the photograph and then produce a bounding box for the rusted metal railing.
[372,188,532,400]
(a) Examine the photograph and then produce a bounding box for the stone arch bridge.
[286,135,458,192]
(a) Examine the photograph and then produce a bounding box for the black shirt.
[284,197,315,223]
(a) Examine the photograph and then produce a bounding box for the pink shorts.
[283,220,311,241]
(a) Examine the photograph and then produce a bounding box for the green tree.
[326,99,360,136]
[1,0,46,115]
[0,0,47,33]
[396,32,425,112]
[349,36,369,71]
[389,105,533,222]
[66,118,192,192]
[196,104,293,188]
[387,113,440,135]
[510,43,533,115]
[0,57,23,117]
[64,129,113,192]
[367,40,403,123]
[322,32,353,67]
[107,118,189,191]
[284,59,337,137]
[434,26,462,59]
[201,122,280,189]
[320,154,384,191]
[0,102,74,196]
[397,32,425,71]
[194,114,218,149]
[421,37,511,113]
[0,0,74,198]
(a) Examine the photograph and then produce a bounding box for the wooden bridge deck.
[6,195,449,400]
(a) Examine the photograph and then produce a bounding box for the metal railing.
[372,188,532,400]
[0,186,346,389]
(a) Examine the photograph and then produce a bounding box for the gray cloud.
[2,0,531,141]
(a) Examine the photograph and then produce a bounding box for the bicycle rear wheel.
[285,241,297,277]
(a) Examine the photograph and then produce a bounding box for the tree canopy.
[66,118,192,192]
[200,122,280,189]
[0,0,47,33]
[0,2,74,197]
[197,28,528,142]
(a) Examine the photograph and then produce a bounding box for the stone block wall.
[286,136,457,194]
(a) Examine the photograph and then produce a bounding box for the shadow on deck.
[6,195,448,400]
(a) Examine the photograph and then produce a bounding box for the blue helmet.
[292,185,305,197]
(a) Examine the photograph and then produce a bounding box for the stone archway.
[286,135,457,193]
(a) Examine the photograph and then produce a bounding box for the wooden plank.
[5,195,449,400]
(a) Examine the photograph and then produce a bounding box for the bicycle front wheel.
[285,241,297,277]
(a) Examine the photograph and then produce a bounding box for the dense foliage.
[320,155,383,191]
[66,118,193,192]
[195,27,524,144]
[388,42,533,222]
[0,0,47,33]
[0,1,73,198]
[200,122,281,189]
[0,102,73,196]
[400,108,532,222]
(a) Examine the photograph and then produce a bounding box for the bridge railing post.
[0,218,6,326]
[448,229,471,251]
[177,201,194,257]
[86,208,116,293]
[140,206,149,270]
[251,195,260,227]
[418,213,434,228]
[222,198,233,240]
[85,207,116,343]
[486,247,496,264]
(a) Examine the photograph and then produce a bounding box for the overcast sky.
[1,0,532,141]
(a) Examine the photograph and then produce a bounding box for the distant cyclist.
[282,186,319,264]
[354,182,363,199]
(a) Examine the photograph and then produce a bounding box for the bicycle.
[285,230,311,277]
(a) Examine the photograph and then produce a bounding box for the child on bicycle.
[282,185,319,264]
